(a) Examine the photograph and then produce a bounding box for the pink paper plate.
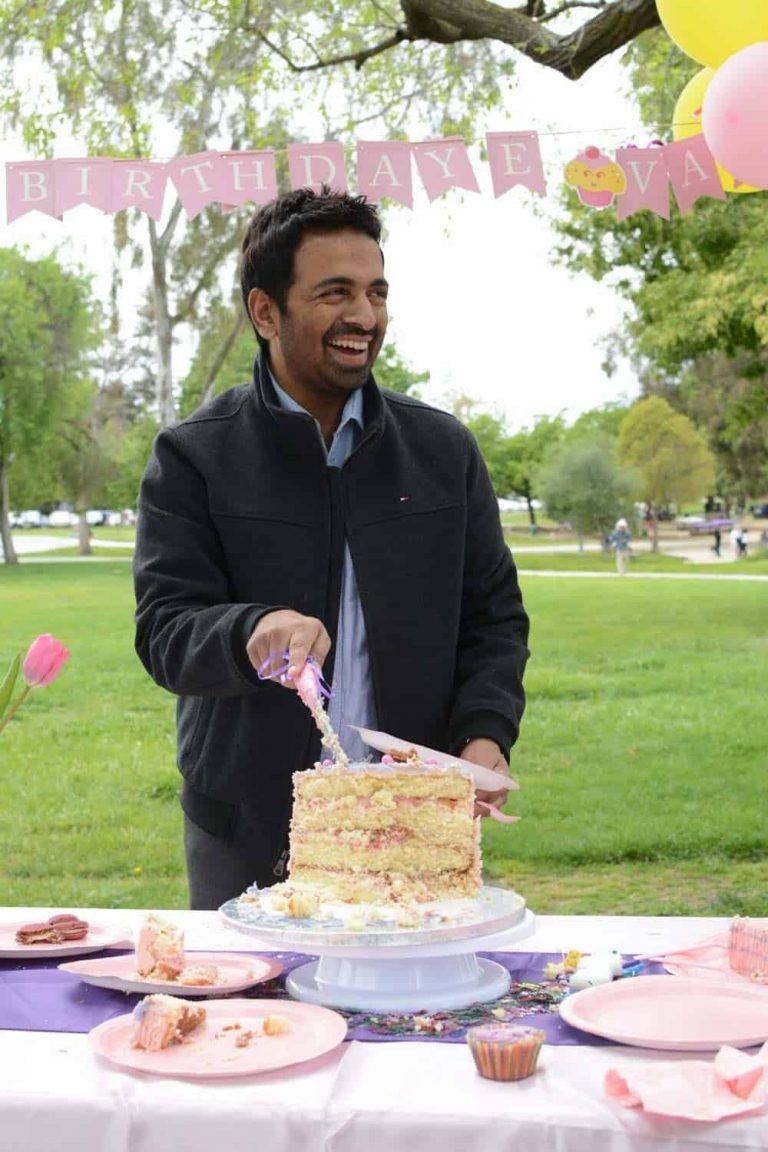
[59,951,282,997]
[0,920,132,960]
[560,974,768,1051]
[661,943,768,988]
[89,998,347,1078]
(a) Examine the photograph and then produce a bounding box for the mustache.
[324,324,378,342]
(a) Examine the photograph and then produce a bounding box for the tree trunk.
[650,511,659,553]
[77,511,92,557]
[0,460,18,565]
[524,486,537,530]
[148,219,176,428]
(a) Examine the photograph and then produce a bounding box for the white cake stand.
[219,887,535,1012]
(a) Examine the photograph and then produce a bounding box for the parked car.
[18,509,46,528]
[48,509,78,528]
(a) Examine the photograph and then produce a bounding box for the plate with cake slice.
[89,996,347,1078]
[0,916,133,959]
[59,951,282,997]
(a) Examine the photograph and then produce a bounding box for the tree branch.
[538,2,608,22]
[251,0,660,81]
[250,26,410,73]
[401,0,660,79]
[198,308,247,408]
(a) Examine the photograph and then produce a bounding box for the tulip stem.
[0,685,31,734]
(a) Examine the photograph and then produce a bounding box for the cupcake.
[564,145,626,208]
[466,1024,546,1081]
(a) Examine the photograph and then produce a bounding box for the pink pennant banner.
[486,132,547,198]
[356,141,413,208]
[4,128,750,228]
[110,160,168,221]
[55,158,114,215]
[213,151,277,208]
[288,142,347,194]
[615,146,670,220]
[664,136,726,214]
[6,161,59,223]
[413,137,479,202]
[168,151,221,219]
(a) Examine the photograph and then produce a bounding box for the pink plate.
[560,974,768,1051]
[0,920,132,960]
[662,947,768,988]
[59,951,282,997]
[89,998,348,1078]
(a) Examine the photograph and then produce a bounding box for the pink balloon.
[702,42,768,191]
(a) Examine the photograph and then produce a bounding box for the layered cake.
[130,994,206,1051]
[285,758,481,906]
[729,917,768,982]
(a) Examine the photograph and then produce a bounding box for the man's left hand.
[460,737,512,818]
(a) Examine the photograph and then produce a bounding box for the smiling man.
[133,187,530,910]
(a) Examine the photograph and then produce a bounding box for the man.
[133,187,529,910]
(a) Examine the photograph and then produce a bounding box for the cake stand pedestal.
[220,887,535,1012]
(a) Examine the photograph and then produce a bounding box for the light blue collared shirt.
[270,375,377,761]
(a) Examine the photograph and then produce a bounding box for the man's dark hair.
[240,186,382,348]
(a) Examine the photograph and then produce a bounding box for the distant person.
[609,517,632,576]
[730,524,741,559]
[712,527,722,557]
[737,527,749,558]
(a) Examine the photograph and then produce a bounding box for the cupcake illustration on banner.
[564,145,626,207]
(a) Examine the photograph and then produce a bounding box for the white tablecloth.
[2,908,766,1152]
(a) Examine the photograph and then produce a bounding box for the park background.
[0,2,766,915]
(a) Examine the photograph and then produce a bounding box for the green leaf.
[0,653,21,722]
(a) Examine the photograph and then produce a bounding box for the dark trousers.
[183,811,289,911]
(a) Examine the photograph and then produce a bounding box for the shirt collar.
[268,367,364,433]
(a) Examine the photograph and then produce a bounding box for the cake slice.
[130,994,206,1051]
[135,913,184,979]
[178,962,220,987]
[729,917,768,981]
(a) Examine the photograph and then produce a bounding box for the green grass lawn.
[0,561,766,914]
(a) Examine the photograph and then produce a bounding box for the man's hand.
[460,737,512,818]
[247,610,331,687]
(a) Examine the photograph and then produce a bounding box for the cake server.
[351,725,520,796]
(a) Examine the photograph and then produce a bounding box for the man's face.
[252,228,388,400]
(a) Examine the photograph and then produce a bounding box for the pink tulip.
[22,634,70,687]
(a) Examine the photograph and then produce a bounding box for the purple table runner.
[0,951,662,1044]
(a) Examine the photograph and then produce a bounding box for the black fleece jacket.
[133,355,529,834]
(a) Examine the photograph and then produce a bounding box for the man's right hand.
[247,610,331,687]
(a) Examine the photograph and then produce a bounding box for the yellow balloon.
[672,67,757,193]
[657,0,768,68]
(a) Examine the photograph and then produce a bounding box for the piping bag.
[258,652,348,766]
